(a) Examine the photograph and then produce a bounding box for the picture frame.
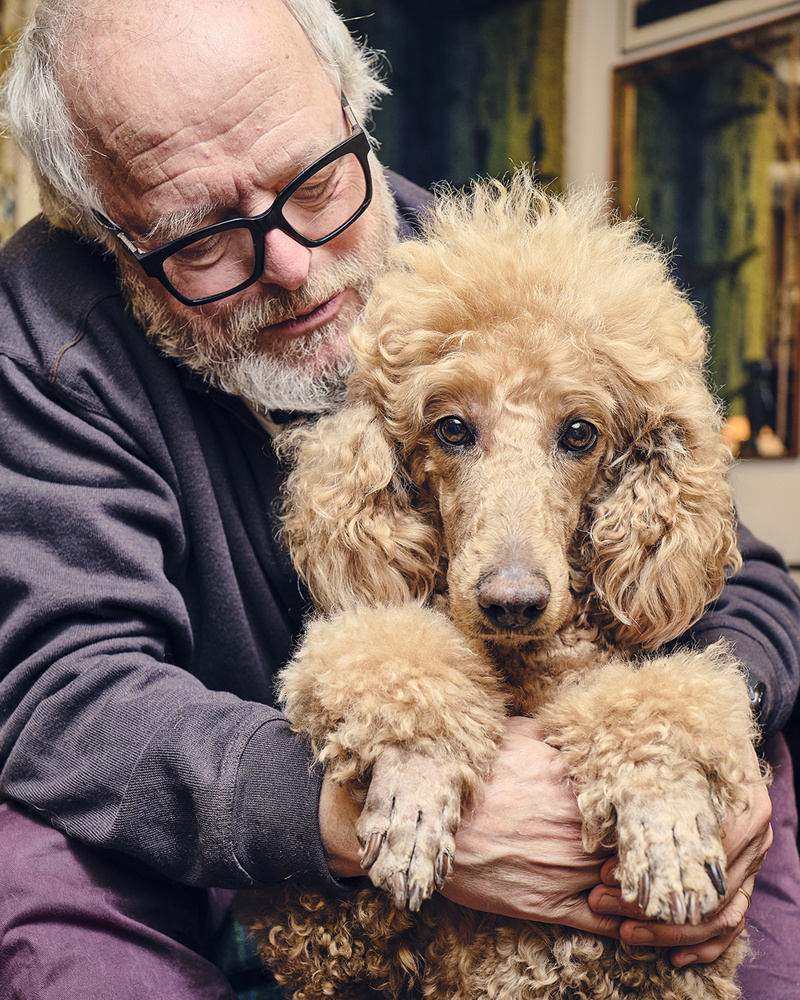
[621,0,799,52]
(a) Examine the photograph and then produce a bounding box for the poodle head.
[342,171,741,652]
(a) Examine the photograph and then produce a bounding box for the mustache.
[122,255,363,367]
[221,272,352,344]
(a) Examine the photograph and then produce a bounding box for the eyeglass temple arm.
[92,210,141,256]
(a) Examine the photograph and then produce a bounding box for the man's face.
[65,0,397,412]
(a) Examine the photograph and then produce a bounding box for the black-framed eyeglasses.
[94,96,373,306]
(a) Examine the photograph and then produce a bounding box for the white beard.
[210,320,357,414]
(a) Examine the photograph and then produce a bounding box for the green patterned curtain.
[631,55,776,417]
[335,0,567,190]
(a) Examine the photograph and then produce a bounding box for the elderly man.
[0,0,797,997]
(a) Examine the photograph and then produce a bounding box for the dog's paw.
[355,747,462,912]
[614,779,728,925]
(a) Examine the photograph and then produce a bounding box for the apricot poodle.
[241,173,760,1000]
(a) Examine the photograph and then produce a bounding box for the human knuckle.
[718,909,746,936]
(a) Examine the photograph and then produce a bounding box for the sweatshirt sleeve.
[0,339,334,891]
[681,522,800,740]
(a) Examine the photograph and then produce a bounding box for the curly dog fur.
[240,173,761,999]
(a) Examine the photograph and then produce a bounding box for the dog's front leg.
[538,645,760,926]
[279,601,506,910]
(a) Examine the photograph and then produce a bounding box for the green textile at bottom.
[206,912,286,1000]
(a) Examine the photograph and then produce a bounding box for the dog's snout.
[477,570,551,630]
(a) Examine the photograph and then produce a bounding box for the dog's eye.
[560,419,598,454]
[435,416,475,449]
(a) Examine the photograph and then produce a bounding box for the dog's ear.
[588,421,741,650]
[277,402,441,610]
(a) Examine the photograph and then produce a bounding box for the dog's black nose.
[477,571,551,629]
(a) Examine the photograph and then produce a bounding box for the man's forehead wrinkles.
[116,89,323,189]
[109,114,244,234]
[79,7,350,246]
[118,111,347,241]
[92,60,295,166]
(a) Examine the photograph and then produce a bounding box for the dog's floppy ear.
[276,402,441,610]
[588,420,741,650]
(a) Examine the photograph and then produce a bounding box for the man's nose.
[257,229,312,290]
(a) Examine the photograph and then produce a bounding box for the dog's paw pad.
[355,748,462,911]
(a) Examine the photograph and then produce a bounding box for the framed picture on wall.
[621,0,799,51]
[613,14,800,457]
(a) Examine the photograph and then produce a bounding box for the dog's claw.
[408,881,425,912]
[637,872,650,911]
[687,890,701,925]
[669,891,687,924]
[360,831,384,870]
[435,851,452,889]
[706,861,727,897]
[391,871,407,909]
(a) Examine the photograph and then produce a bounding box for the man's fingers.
[668,916,746,968]
[588,884,634,917]
[609,876,756,965]
[548,898,624,939]
[668,884,752,967]
[575,912,624,939]
[599,855,620,886]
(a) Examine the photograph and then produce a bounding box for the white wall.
[564,0,800,564]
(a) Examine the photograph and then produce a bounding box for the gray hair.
[0,0,389,235]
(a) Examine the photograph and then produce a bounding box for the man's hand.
[320,714,770,967]
[588,741,772,966]
[320,715,619,935]
[437,716,623,937]
[319,770,366,878]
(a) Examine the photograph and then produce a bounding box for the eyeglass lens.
[161,151,368,301]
